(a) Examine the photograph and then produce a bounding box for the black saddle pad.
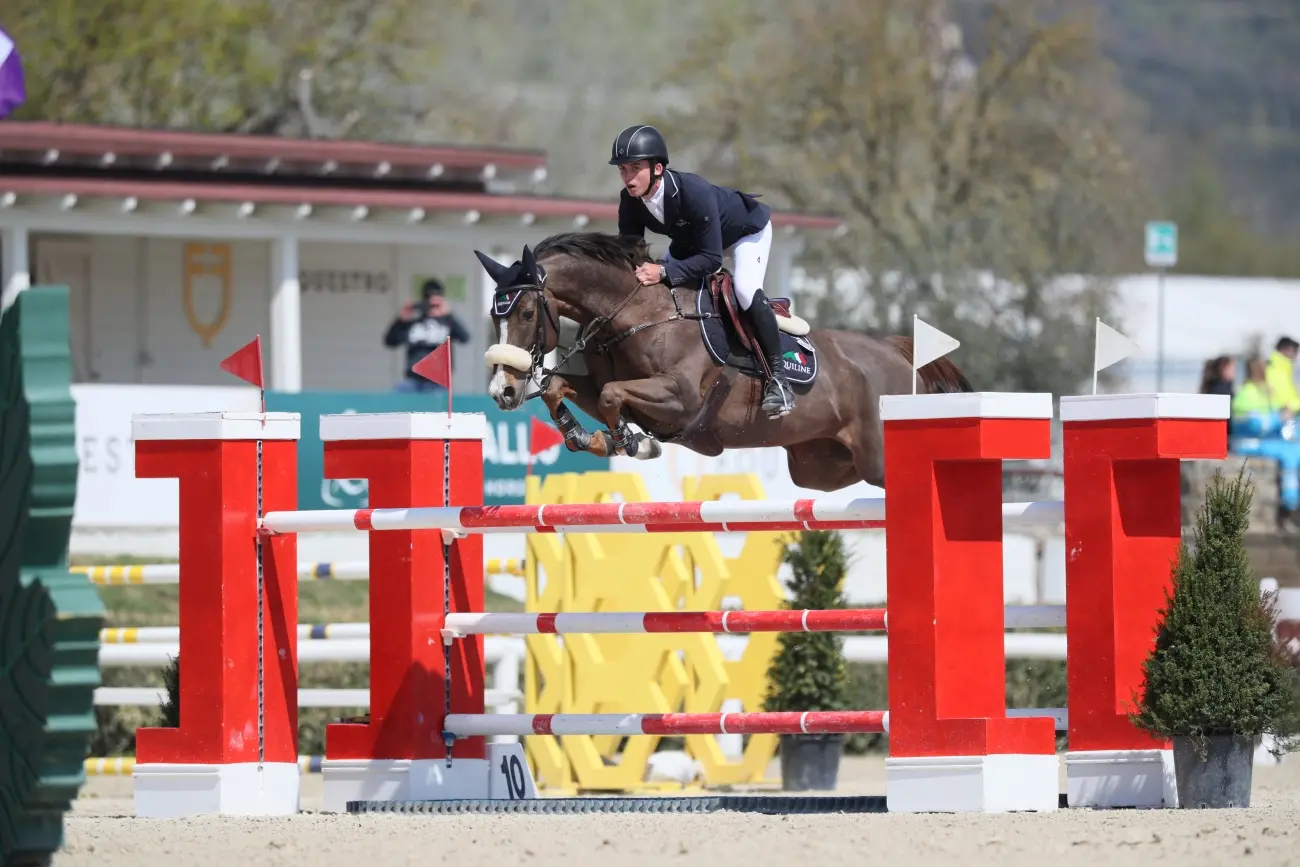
[696,285,819,390]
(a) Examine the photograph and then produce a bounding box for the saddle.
[696,269,819,390]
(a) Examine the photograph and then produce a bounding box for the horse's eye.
[522,308,535,321]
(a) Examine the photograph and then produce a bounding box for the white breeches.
[728,220,773,310]
[664,220,773,310]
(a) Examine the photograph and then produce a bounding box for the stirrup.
[762,376,794,418]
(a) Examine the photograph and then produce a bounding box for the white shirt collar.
[642,173,668,222]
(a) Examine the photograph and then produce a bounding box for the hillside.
[1095,0,1300,235]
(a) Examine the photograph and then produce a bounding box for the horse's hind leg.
[837,424,886,489]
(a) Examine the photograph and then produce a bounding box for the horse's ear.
[521,244,541,284]
[474,249,510,285]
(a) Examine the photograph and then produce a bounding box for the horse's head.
[475,245,559,411]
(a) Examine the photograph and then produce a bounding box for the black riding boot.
[745,290,795,418]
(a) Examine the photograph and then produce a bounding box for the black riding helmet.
[609,125,669,177]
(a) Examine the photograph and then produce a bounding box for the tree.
[763,530,851,715]
[658,0,1154,395]
[1130,467,1300,761]
[5,0,442,138]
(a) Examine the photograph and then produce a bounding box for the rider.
[608,124,795,419]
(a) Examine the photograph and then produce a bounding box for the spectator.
[1230,355,1300,528]
[1200,355,1236,397]
[1202,355,1236,438]
[1266,336,1300,416]
[1231,358,1270,420]
[383,278,470,393]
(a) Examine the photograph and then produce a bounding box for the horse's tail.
[886,336,974,394]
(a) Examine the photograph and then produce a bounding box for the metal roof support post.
[270,233,302,392]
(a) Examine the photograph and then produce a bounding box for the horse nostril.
[501,385,517,403]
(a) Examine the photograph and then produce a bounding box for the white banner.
[71,384,261,528]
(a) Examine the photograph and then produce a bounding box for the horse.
[473,232,973,492]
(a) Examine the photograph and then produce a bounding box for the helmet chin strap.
[639,162,664,199]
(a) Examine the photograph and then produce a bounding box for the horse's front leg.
[596,376,686,461]
[541,374,620,458]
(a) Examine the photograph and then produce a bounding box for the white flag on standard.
[912,315,961,394]
[914,316,961,367]
[1093,318,1140,394]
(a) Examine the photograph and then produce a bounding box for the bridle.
[489,260,712,401]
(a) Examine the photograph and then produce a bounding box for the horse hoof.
[635,437,662,461]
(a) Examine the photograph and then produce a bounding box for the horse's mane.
[533,231,653,271]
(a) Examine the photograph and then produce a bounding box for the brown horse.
[473,232,972,492]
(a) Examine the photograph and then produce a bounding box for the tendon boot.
[746,290,795,419]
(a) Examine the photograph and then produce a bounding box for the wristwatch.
[658,263,667,284]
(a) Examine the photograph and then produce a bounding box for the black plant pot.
[1173,734,1255,808]
[778,733,844,791]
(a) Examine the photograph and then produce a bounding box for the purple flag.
[0,27,26,120]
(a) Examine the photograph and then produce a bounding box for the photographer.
[383,278,470,393]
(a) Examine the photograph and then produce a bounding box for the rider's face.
[618,160,657,197]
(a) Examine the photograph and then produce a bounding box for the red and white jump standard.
[311,412,535,811]
[879,392,1062,813]
[1060,393,1227,809]
[129,412,303,819]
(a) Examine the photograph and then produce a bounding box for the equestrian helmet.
[608,125,669,167]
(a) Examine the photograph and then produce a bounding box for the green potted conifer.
[1130,467,1300,808]
[763,529,852,791]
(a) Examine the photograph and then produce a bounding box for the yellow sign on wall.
[522,471,792,793]
[182,243,232,347]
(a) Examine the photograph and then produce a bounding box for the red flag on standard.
[411,340,453,412]
[412,341,451,389]
[529,415,565,456]
[219,335,264,389]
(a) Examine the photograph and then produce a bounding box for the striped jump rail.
[442,605,1066,636]
[93,686,522,709]
[259,497,1064,535]
[444,711,890,738]
[100,623,372,644]
[74,558,527,585]
[85,756,327,776]
[444,708,1070,737]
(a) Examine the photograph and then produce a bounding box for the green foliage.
[762,530,851,713]
[1131,467,1300,758]
[5,0,441,136]
[1164,161,1300,278]
[159,655,181,729]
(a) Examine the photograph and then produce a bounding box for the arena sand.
[55,754,1300,867]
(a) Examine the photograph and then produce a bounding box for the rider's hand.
[635,262,663,286]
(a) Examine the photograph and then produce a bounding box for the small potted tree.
[763,528,852,791]
[1130,467,1300,808]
